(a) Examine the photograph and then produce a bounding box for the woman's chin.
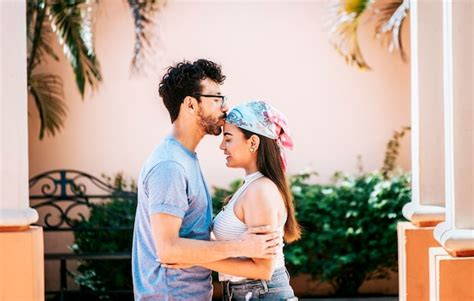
[225,159,237,168]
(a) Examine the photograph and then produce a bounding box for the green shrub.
[211,179,243,216]
[70,173,137,300]
[71,171,409,298]
[289,171,409,295]
[71,124,410,297]
[211,171,410,296]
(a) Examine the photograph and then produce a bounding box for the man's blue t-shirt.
[132,136,213,300]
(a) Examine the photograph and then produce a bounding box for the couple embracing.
[132,59,300,301]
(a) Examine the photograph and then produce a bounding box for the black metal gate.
[29,170,137,301]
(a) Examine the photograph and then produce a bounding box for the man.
[132,59,280,300]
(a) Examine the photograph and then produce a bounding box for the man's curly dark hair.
[158,59,226,123]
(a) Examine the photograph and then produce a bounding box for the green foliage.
[48,0,103,97]
[212,171,410,296]
[28,73,67,139]
[70,170,409,297]
[327,0,409,70]
[71,173,137,300]
[127,0,166,74]
[27,0,165,139]
[71,125,410,297]
[211,179,243,216]
[289,171,410,296]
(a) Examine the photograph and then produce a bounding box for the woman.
[166,100,301,300]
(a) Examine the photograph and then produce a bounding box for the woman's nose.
[221,103,229,113]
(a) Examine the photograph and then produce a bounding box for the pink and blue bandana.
[226,100,294,171]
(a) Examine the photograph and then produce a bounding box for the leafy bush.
[211,179,243,216]
[70,173,137,300]
[70,128,410,297]
[211,171,410,296]
[289,171,409,295]
[71,171,409,297]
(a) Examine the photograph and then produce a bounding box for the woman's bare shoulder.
[240,177,282,207]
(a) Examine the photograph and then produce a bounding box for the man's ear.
[183,96,196,112]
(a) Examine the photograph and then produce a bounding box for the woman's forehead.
[223,123,244,137]
[224,122,238,132]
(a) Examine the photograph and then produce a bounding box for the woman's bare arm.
[197,179,284,280]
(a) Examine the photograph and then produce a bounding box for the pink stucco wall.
[27,0,411,293]
[28,0,411,190]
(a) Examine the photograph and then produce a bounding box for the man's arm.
[145,161,279,264]
[161,180,284,280]
[151,213,279,264]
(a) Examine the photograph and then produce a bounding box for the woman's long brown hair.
[242,129,301,243]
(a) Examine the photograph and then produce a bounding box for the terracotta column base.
[397,222,441,301]
[429,247,474,301]
[0,226,44,301]
[0,225,29,232]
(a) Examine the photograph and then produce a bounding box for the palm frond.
[327,0,374,70]
[373,0,410,61]
[27,0,37,42]
[49,0,102,97]
[29,73,68,139]
[127,0,166,75]
[381,125,411,179]
[28,0,59,75]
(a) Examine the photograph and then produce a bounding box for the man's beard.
[198,111,224,136]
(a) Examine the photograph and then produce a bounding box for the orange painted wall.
[0,227,44,301]
[398,222,442,301]
[430,247,474,301]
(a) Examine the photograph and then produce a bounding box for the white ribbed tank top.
[212,171,286,282]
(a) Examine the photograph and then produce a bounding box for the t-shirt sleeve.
[143,161,189,218]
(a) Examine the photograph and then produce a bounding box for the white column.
[0,0,38,227]
[434,0,474,255]
[402,0,445,226]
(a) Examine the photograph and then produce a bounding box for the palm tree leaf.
[27,0,37,48]
[127,0,166,75]
[28,0,60,74]
[326,0,374,70]
[29,73,68,139]
[49,0,102,97]
[373,0,409,61]
[38,23,61,63]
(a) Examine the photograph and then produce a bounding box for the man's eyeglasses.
[193,94,227,108]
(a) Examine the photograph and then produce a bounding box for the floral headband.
[226,100,294,171]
